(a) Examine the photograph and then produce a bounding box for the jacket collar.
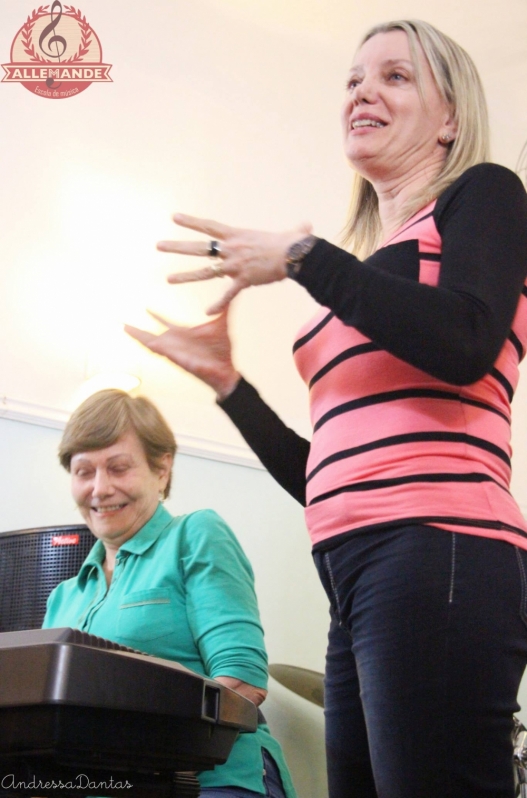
[77,503,174,585]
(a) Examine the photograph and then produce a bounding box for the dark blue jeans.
[313,525,527,798]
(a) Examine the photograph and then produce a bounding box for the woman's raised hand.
[158,213,312,315]
[124,309,241,400]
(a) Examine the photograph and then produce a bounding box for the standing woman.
[127,20,527,798]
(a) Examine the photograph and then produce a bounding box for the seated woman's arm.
[180,509,271,703]
[214,675,267,706]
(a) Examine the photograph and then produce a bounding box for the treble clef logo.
[38,1,67,88]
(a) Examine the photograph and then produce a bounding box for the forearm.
[218,378,309,505]
[214,675,267,706]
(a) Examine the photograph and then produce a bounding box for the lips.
[350,115,387,131]
[91,503,127,513]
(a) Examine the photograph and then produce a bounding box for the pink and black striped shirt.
[221,163,527,551]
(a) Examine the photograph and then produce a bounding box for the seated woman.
[42,388,296,798]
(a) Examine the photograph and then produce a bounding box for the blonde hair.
[343,19,490,257]
[59,390,177,498]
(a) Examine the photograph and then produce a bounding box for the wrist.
[214,371,241,401]
[285,234,318,277]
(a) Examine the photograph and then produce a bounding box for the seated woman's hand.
[215,675,268,707]
[157,213,312,315]
[124,309,240,399]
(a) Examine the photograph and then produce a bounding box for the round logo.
[2,2,112,99]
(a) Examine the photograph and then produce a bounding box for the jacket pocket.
[117,588,176,641]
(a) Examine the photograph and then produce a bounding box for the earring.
[441,133,452,143]
[158,491,165,503]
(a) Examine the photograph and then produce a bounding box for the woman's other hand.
[215,675,268,707]
[124,309,240,400]
[158,213,312,315]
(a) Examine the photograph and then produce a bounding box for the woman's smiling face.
[70,429,171,550]
[341,30,455,183]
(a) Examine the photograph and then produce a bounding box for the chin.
[347,154,379,178]
[346,141,375,160]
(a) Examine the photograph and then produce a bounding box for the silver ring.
[208,240,222,258]
[210,262,225,278]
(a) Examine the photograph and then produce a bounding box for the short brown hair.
[59,390,177,498]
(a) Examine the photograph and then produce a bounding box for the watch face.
[286,235,316,275]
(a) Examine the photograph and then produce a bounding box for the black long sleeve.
[293,164,527,385]
[218,378,310,505]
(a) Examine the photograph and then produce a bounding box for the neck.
[102,544,118,585]
[369,150,446,239]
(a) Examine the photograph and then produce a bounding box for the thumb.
[207,285,241,316]
[214,308,230,332]
[298,221,313,236]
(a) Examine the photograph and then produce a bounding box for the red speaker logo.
[51,534,80,546]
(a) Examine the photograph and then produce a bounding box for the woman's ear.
[157,452,173,494]
[439,113,458,145]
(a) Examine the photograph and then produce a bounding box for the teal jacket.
[43,504,296,796]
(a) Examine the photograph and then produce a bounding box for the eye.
[387,70,408,83]
[73,468,93,479]
[110,464,130,474]
[346,76,361,91]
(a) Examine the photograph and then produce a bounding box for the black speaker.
[0,525,96,632]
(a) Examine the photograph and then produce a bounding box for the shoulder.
[445,162,524,192]
[47,575,78,601]
[435,162,527,220]
[147,508,247,567]
[177,509,244,551]
[179,508,233,536]
[177,509,254,575]
[157,507,229,539]
[42,574,81,627]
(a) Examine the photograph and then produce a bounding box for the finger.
[124,324,157,347]
[172,213,235,238]
[145,309,213,336]
[206,283,243,315]
[146,310,177,329]
[167,266,218,284]
[157,240,211,256]
[216,308,230,327]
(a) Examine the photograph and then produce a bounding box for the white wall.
[0,416,329,798]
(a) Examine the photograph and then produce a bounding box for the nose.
[92,468,114,499]
[353,75,376,105]
[342,75,376,125]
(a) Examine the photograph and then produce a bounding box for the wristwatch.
[285,234,318,277]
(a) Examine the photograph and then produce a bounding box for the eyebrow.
[72,453,133,465]
[348,58,414,75]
